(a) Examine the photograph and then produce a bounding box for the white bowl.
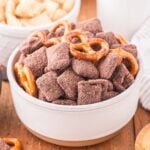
[0,0,81,66]
[7,48,143,147]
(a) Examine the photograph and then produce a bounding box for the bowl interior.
[7,46,143,112]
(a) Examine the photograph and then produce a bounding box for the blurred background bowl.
[0,0,81,75]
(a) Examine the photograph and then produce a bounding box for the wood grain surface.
[0,0,150,149]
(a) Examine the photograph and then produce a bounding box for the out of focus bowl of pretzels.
[7,18,143,147]
[0,0,80,68]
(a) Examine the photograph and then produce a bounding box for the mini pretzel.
[66,30,109,61]
[31,21,73,46]
[31,30,60,47]
[115,33,128,45]
[110,48,138,76]
[31,30,47,42]
[64,30,88,44]
[3,138,21,150]
[44,38,60,47]
[14,63,37,96]
[50,20,73,35]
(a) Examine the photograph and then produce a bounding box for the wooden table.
[0,0,150,149]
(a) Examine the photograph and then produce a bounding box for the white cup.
[97,0,150,40]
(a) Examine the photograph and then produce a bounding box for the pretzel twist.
[65,30,109,61]
[50,20,73,35]
[110,48,138,76]
[3,138,21,150]
[31,20,73,46]
[31,30,47,42]
[14,63,37,96]
[115,33,128,45]
[31,30,60,47]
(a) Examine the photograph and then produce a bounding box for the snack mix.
[0,138,21,150]
[14,18,139,105]
[0,0,74,26]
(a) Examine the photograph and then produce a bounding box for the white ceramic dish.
[7,48,143,147]
[0,0,81,66]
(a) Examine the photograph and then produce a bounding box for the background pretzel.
[66,30,109,61]
[14,63,37,96]
[50,20,73,36]
[115,33,128,45]
[64,30,88,44]
[51,20,74,42]
[3,138,21,150]
[31,30,60,47]
[43,37,60,47]
[31,20,73,46]
[110,48,138,76]
[31,30,47,42]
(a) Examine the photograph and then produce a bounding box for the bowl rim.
[7,47,143,112]
[0,0,81,31]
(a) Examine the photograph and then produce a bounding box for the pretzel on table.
[14,62,37,96]
[110,48,138,76]
[2,138,21,150]
[65,30,109,61]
